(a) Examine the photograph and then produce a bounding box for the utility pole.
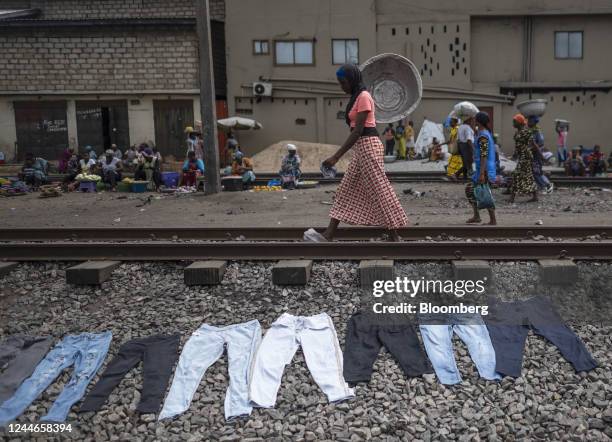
[195,0,221,194]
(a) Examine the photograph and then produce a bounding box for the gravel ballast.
[0,261,610,441]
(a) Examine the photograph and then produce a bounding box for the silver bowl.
[516,99,548,117]
[360,53,423,123]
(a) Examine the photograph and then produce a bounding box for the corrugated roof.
[0,9,41,20]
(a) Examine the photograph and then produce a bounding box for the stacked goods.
[39,185,62,198]
[0,179,29,197]
[450,101,479,121]
[252,185,282,192]
[76,173,101,182]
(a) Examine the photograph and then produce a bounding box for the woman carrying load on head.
[508,113,538,203]
[305,64,408,242]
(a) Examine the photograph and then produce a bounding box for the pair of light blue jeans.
[158,320,261,421]
[419,314,500,385]
[0,331,112,426]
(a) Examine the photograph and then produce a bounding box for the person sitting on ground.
[182,150,205,187]
[279,143,302,189]
[99,149,122,191]
[427,137,444,162]
[63,152,81,189]
[232,150,256,189]
[85,145,97,161]
[58,146,74,174]
[185,127,198,157]
[565,148,586,177]
[19,153,49,189]
[123,145,137,170]
[79,151,97,174]
[134,148,161,191]
[587,145,607,176]
[112,144,122,160]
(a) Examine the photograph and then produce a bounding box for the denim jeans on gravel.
[0,331,112,426]
[419,313,501,385]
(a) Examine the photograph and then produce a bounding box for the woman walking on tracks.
[306,64,408,242]
[508,113,538,203]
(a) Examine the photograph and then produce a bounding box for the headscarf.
[336,64,367,127]
[513,113,527,126]
[475,111,491,131]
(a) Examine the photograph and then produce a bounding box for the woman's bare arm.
[323,111,369,167]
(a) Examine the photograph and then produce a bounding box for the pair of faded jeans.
[419,314,500,385]
[159,320,261,421]
[0,336,54,404]
[249,313,354,408]
[0,331,112,426]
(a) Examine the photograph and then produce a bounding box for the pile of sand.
[251,140,353,173]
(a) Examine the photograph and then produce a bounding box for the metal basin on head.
[360,53,423,123]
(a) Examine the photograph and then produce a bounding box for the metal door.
[14,101,69,160]
[153,100,194,159]
[76,100,130,153]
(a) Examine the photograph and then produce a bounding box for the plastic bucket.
[131,181,148,193]
[162,171,179,188]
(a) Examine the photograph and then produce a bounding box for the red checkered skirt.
[329,136,408,229]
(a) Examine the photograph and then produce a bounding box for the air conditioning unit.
[253,82,273,97]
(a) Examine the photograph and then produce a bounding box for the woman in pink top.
[317,64,408,241]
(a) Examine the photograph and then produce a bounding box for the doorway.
[76,100,130,154]
[153,100,195,159]
[14,101,69,160]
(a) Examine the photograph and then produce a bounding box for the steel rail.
[0,241,610,261]
[1,226,610,242]
[253,175,612,186]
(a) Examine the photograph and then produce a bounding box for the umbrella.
[217,117,263,131]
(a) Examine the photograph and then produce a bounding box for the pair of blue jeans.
[419,314,501,385]
[158,320,261,421]
[0,331,112,426]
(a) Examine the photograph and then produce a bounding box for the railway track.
[0,240,610,261]
[0,226,610,261]
[252,171,612,186]
[1,226,610,241]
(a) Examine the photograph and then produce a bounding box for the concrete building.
[0,0,226,161]
[225,0,612,156]
[1,0,611,162]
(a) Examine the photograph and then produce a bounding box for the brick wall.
[0,29,200,92]
[5,0,225,21]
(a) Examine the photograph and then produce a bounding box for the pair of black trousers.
[343,313,433,384]
[0,335,54,403]
[80,334,180,413]
[485,296,598,377]
[456,142,473,179]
